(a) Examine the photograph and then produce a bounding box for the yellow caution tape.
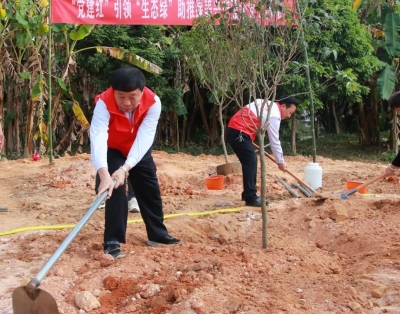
[0,207,243,237]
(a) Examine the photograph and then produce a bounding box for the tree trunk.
[185,90,198,143]
[331,101,340,134]
[24,98,35,158]
[257,132,268,248]
[169,111,177,147]
[291,113,296,154]
[358,100,368,144]
[54,120,75,154]
[181,116,186,148]
[12,79,22,157]
[180,94,189,146]
[218,102,229,163]
[195,83,210,137]
[393,113,398,154]
[209,104,219,146]
[14,92,21,156]
[6,83,14,153]
[367,85,380,144]
[358,75,380,146]
[158,111,169,144]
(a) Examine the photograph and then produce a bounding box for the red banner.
[51,0,295,26]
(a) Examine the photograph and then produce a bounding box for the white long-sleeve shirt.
[246,99,284,164]
[90,96,161,172]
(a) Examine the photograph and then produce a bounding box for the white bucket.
[303,162,323,189]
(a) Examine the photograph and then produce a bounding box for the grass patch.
[292,133,396,164]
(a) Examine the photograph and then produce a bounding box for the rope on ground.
[0,207,243,237]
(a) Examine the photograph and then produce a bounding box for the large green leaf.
[19,72,31,79]
[56,78,68,92]
[384,13,400,57]
[175,97,187,116]
[15,12,28,26]
[377,64,396,100]
[95,46,162,74]
[69,25,95,41]
[31,77,43,101]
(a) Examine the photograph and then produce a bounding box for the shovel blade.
[12,286,58,314]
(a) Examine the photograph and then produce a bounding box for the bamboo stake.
[291,182,312,198]
[277,176,300,198]
[252,142,316,193]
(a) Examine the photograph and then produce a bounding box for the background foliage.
[0,0,399,160]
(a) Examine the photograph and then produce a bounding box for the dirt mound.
[1,152,400,313]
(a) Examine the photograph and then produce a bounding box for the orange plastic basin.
[204,175,224,190]
[345,180,368,194]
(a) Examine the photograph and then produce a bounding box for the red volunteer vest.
[95,87,156,157]
[228,107,259,141]
[228,102,282,141]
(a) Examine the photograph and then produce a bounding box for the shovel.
[12,184,113,314]
[340,173,387,199]
[252,143,316,194]
[208,144,271,176]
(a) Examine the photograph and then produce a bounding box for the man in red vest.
[226,96,299,207]
[90,66,180,259]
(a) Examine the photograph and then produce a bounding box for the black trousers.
[96,148,168,244]
[226,127,258,203]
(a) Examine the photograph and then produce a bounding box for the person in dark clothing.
[226,96,299,207]
[384,91,400,176]
[90,66,180,259]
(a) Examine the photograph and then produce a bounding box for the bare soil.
[1,151,400,314]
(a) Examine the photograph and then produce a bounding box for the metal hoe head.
[340,189,355,199]
[12,285,58,314]
[340,173,387,200]
[11,185,113,314]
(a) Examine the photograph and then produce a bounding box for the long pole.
[295,0,317,163]
[25,188,110,295]
[48,1,53,163]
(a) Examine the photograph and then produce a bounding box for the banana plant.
[0,0,48,157]
[1,0,164,157]
[353,0,400,150]
[354,0,400,100]
[51,27,164,155]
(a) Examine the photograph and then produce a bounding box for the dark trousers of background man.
[95,148,168,243]
[226,127,258,203]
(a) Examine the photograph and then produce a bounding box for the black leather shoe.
[103,241,125,259]
[245,197,270,207]
[147,235,181,246]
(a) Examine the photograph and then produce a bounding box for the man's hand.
[110,168,127,189]
[384,164,397,177]
[97,168,115,198]
[277,162,287,171]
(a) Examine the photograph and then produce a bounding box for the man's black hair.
[110,66,146,92]
[388,91,400,109]
[278,95,299,107]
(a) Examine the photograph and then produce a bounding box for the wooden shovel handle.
[252,143,316,193]
[341,173,387,199]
